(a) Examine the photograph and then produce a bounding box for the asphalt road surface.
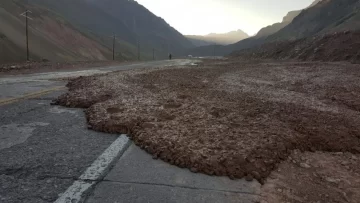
[0,60,195,203]
[0,59,260,203]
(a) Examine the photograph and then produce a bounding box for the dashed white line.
[55,181,93,203]
[80,135,130,181]
[55,134,130,203]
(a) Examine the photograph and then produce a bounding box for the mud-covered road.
[55,59,360,203]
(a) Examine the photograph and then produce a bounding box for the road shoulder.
[85,144,261,203]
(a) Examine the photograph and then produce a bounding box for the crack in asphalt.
[0,165,43,176]
[36,175,78,181]
[101,179,261,196]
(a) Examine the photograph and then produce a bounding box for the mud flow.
[54,60,360,202]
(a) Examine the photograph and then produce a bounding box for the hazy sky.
[136,0,315,36]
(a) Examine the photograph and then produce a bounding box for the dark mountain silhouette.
[254,0,322,38]
[186,30,249,46]
[85,0,193,52]
[268,0,360,41]
[255,10,302,38]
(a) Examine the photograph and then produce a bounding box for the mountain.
[183,0,360,57]
[0,0,194,64]
[185,37,214,47]
[230,0,360,63]
[231,30,360,64]
[27,0,194,59]
[186,30,249,46]
[255,10,302,38]
[268,0,360,41]
[254,0,322,38]
[0,32,28,64]
[309,0,323,7]
[87,0,193,49]
[0,0,112,64]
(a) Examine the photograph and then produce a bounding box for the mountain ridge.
[182,0,359,57]
[255,0,322,38]
[0,0,113,64]
[186,29,249,46]
[0,0,194,63]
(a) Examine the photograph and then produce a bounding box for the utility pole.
[167,41,169,57]
[213,44,216,59]
[153,48,155,60]
[20,10,32,61]
[108,34,117,60]
[112,34,116,60]
[26,11,29,61]
[137,40,140,61]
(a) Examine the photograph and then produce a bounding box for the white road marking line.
[55,181,93,203]
[55,135,130,203]
[80,135,130,181]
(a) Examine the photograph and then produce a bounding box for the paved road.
[0,59,260,203]
[0,60,195,101]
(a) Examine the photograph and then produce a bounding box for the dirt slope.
[0,32,31,63]
[27,0,193,60]
[0,0,111,64]
[231,30,360,63]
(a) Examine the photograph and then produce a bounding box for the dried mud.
[54,59,360,188]
[261,151,360,203]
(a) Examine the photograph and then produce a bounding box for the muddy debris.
[260,151,360,203]
[54,59,360,191]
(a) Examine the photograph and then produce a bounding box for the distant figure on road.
[169,54,172,60]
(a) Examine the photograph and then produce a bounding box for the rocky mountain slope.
[268,0,360,41]
[0,0,112,64]
[255,10,301,38]
[186,30,249,46]
[231,0,360,63]
[0,31,29,64]
[231,30,360,63]
[28,0,193,60]
[184,0,360,57]
[87,0,193,50]
[1,0,194,64]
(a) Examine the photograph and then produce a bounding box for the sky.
[136,0,315,36]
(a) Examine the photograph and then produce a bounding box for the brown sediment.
[260,151,360,203]
[54,59,360,186]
